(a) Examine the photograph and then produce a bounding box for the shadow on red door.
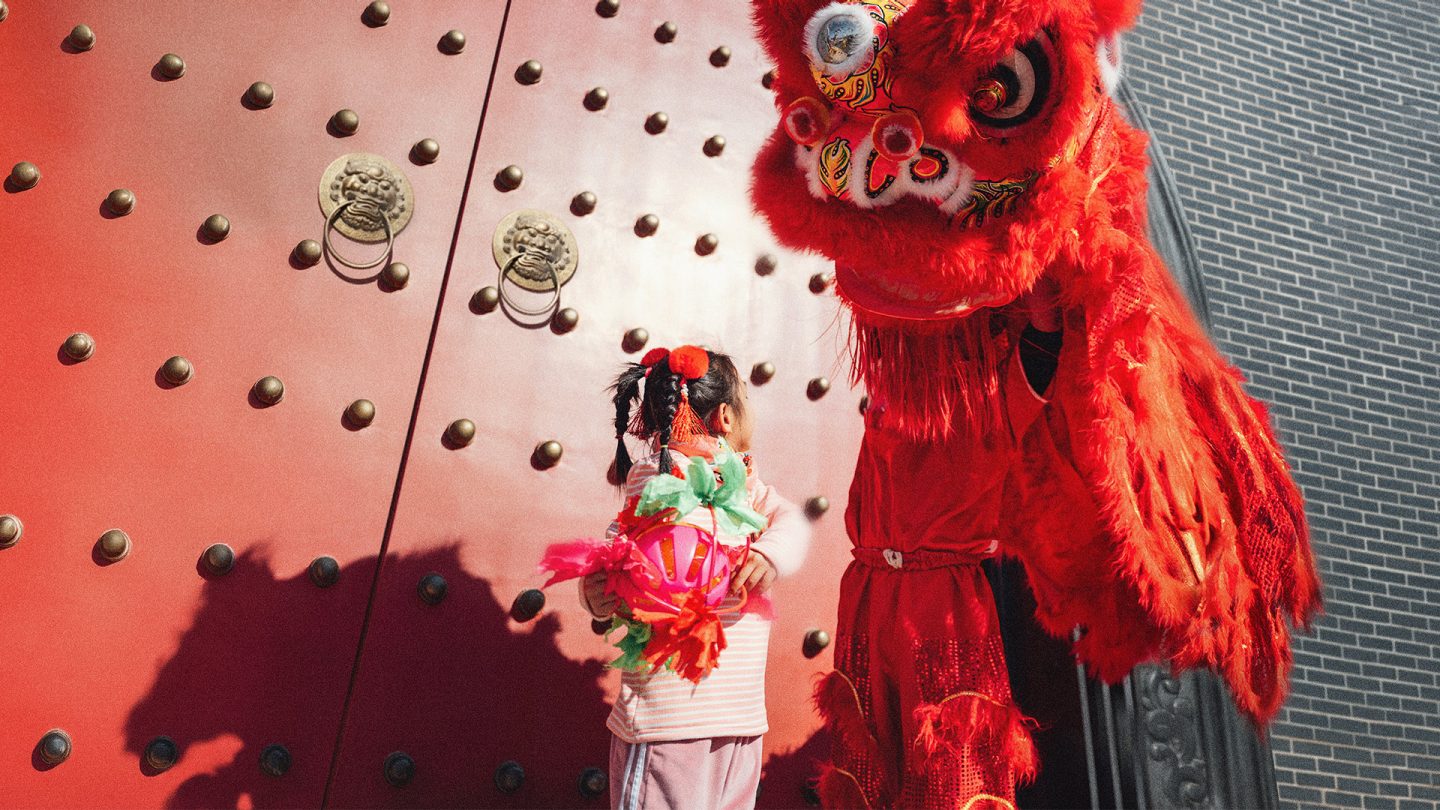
[122,547,616,808]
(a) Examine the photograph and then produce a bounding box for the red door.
[1,2,855,807]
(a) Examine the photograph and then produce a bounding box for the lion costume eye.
[805,3,878,79]
[969,31,1056,130]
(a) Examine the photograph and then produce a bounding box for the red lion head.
[751,0,1142,323]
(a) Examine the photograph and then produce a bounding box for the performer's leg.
[895,565,1038,810]
[815,565,897,808]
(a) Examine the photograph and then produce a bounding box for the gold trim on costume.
[829,767,874,810]
[960,793,1018,810]
[825,669,883,749]
[934,690,1009,710]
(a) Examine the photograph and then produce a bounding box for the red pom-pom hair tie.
[667,346,711,444]
[668,345,710,380]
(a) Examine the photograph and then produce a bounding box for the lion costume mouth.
[752,123,1103,324]
[834,263,1013,321]
[753,89,1115,323]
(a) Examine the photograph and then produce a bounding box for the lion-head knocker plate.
[318,153,414,243]
[491,210,578,293]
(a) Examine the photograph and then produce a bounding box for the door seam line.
[321,2,515,802]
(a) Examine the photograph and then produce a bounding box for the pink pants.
[609,734,763,810]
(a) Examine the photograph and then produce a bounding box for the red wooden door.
[1,2,856,807]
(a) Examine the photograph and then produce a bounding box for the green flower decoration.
[636,451,768,536]
[606,616,653,671]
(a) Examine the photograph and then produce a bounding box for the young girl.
[582,345,810,810]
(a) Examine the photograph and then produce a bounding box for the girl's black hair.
[611,363,649,483]
[610,349,743,483]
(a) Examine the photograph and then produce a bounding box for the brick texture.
[1122,1,1440,807]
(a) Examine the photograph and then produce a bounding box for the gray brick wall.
[1121,1,1440,807]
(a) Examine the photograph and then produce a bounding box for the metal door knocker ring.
[317,153,414,278]
[491,209,579,321]
[497,250,562,317]
[324,200,393,272]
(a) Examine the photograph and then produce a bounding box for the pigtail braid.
[653,373,683,477]
[609,363,648,483]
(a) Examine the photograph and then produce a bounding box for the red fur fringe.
[848,310,1007,441]
[1053,222,1321,723]
[912,694,1040,786]
[1092,0,1144,33]
[813,672,882,761]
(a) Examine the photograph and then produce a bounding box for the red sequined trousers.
[815,547,1037,809]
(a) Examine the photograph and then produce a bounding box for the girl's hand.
[730,551,777,597]
[581,571,617,618]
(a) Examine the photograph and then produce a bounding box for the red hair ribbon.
[641,347,670,377]
[667,345,710,443]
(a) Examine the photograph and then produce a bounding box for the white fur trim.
[937,163,979,216]
[797,140,981,211]
[795,144,828,201]
[1097,34,1123,96]
[848,135,909,209]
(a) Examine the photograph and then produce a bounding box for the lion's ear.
[750,0,813,35]
[1092,0,1143,34]
[750,0,831,94]
[754,0,823,67]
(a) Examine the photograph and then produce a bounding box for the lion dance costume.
[748,1,1323,806]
